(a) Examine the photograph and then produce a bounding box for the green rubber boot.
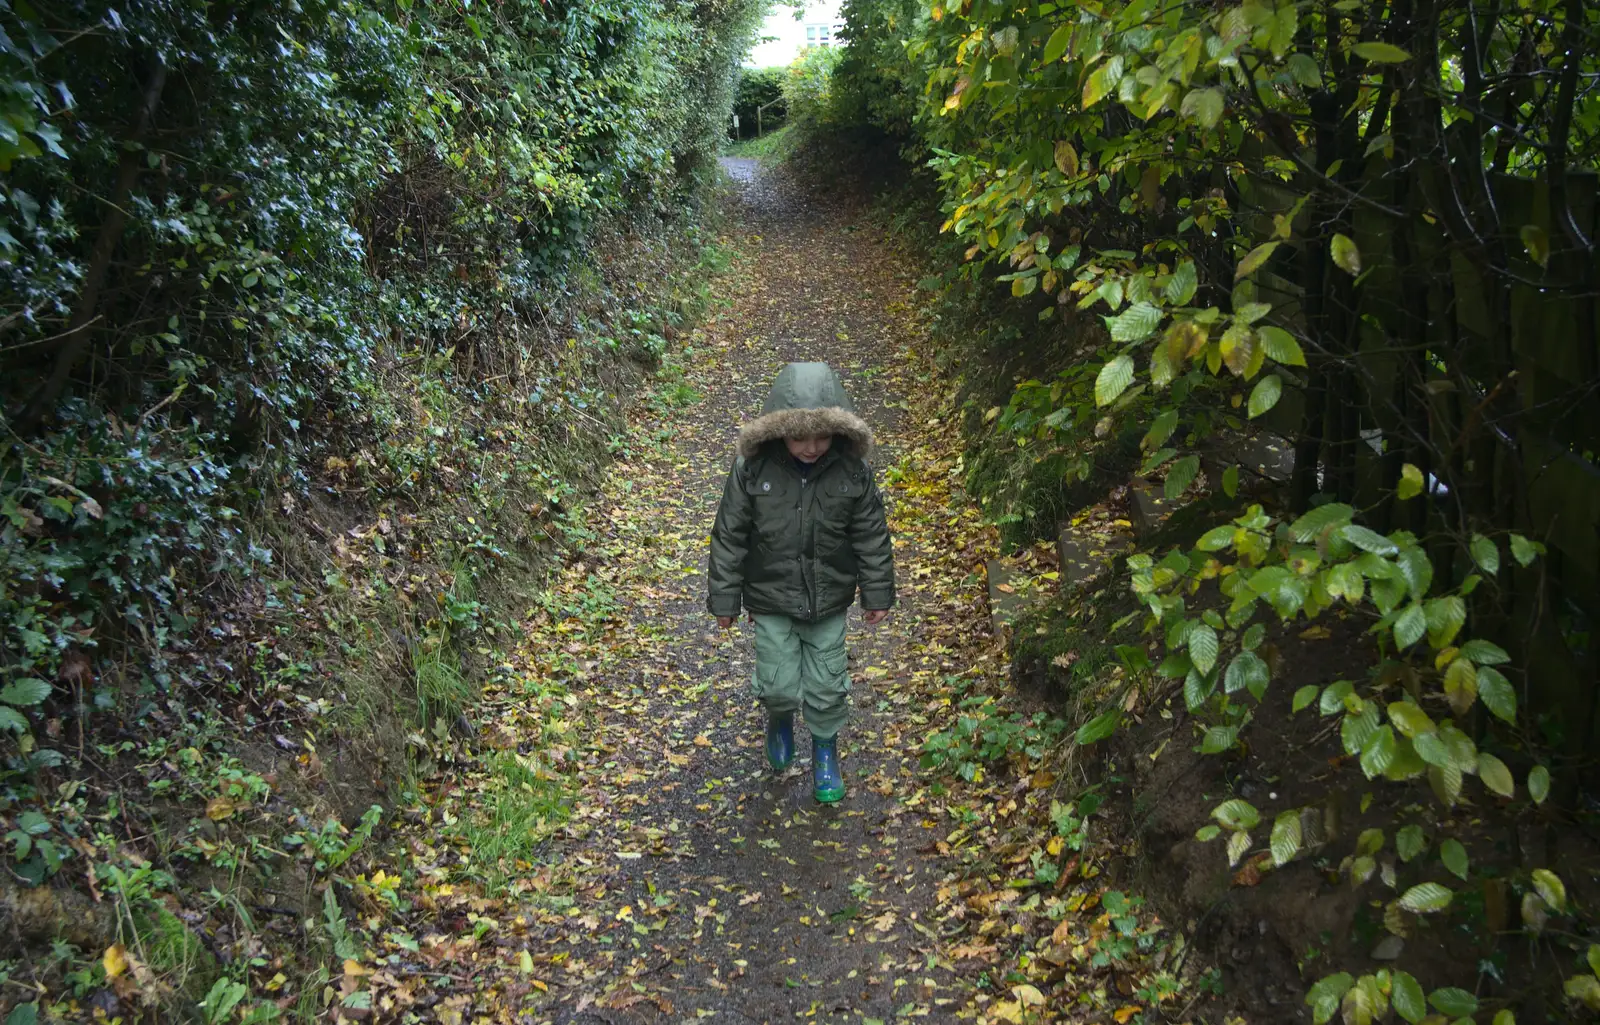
[812,734,845,804]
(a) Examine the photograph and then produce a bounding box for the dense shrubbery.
[0,2,756,1010]
[0,0,758,753]
[827,0,1600,1016]
[782,44,848,130]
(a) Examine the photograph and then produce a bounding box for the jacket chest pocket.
[744,475,797,548]
[814,476,861,555]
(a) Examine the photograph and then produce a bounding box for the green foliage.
[783,45,848,129]
[825,0,1600,1010]
[0,0,763,725]
[921,687,1065,781]
[733,66,788,137]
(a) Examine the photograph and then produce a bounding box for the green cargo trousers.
[751,612,850,739]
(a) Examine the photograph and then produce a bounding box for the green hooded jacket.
[707,362,896,621]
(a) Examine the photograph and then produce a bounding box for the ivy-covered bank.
[0,1,758,1019]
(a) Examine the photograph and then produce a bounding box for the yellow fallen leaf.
[1046,835,1064,857]
[693,734,712,747]
[103,943,128,979]
[1013,983,1046,1007]
[205,796,235,821]
[342,958,371,978]
[1114,1007,1142,1023]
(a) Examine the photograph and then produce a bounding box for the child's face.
[785,434,833,463]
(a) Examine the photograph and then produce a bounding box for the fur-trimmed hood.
[738,362,873,460]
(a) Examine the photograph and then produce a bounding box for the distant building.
[745,1,846,68]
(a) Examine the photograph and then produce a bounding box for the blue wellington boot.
[765,710,795,772]
[812,734,845,804]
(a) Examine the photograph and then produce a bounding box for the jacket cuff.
[859,587,895,611]
[707,593,743,617]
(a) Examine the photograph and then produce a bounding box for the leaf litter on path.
[344,161,1194,1025]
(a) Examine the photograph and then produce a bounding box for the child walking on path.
[707,362,897,803]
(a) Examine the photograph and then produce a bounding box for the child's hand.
[863,609,889,627]
[716,616,735,630]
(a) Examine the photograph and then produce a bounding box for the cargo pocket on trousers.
[821,650,851,693]
[752,663,778,700]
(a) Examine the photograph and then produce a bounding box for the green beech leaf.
[1042,24,1073,64]
[1225,829,1251,865]
[1440,838,1469,879]
[1427,988,1478,1017]
[1459,639,1510,665]
[1319,680,1355,715]
[1397,463,1424,500]
[1164,454,1200,499]
[1180,86,1225,128]
[1288,503,1353,542]
[1305,973,1354,1025]
[1351,41,1413,63]
[1531,868,1567,912]
[1398,881,1453,913]
[1527,765,1550,805]
[1393,603,1426,649]
[1287,53,1321,88]
[1188,623,1219,675]
[1195,824,1222,842]
[1165,261,1198,304]
[1292,684,1319,714]
[1386,700,1436,738]
[1200,724,1240,754]
[1222,463,1240,497]
[1509,533,1542,566]
[1330,233,1361,275]
[1211,798,1259,831]
[1224,650,1269,698]
[1469,534,1499,574]
[1360,725,1397,779]
[1340,524,1397,554]
[1478,753,1514,796]
[1095,354,1135,406]
[1395,824,1426,862]
[1105,301,1161,341]
[1247,374,1282,418]
[1520,224,1549,268]
[1270,810,1302,866]
[1257,324,1306,366]
[1075,709,1121,745]
[1082,55,1123,108]
[1235,240,1280,280]
[1391,971,1426,1023]
[1476,666,1516,723]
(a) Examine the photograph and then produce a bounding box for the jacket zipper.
[798,478,812,616]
